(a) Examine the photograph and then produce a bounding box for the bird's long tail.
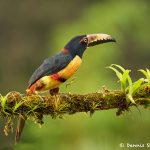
[15,115,26,144]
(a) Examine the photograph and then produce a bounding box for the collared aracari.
[15,33,116,143]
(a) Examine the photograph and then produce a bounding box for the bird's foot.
[49,88,59,96]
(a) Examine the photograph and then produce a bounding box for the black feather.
[28,52,72,87]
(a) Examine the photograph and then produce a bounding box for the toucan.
[15,33,116,143]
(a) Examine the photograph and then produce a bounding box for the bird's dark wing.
[28,52,72,87]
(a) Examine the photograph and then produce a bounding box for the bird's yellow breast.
[58,55,82,79]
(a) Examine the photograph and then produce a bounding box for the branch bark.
[0,85,150,120]
[0,85,150,136]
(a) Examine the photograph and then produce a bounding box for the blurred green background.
[0,0,150,150]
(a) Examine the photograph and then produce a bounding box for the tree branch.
[0,85,150,118]
[0,85,150,136]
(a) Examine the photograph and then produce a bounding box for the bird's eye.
[83,38,88,43]
[80,37,88,44]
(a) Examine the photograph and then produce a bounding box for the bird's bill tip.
[87,33,116,47]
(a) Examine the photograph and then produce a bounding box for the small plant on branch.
[108,64,147,104]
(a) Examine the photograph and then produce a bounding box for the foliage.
[139,69,150,86]
[108,65,149,104]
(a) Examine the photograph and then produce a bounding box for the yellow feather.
[58,55,82,79]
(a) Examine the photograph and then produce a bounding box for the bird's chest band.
[51,74,66,82]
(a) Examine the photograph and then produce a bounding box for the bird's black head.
[64,34,116,58]
[64,35,87,58]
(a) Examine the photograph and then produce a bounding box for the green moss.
[0,84,149,137]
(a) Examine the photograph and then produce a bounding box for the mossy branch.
[0,65,150,136]
[0,86,150,136]
[0,85,150,119]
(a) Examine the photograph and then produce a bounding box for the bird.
[15,33,116,143]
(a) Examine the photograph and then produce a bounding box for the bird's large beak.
[87,33,116,47]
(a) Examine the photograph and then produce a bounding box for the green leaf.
[139,69,150,85]
[121,70,131,92]
[13,101,23,112]
[111,64,126,72]
[0,95,7,110]
[130,78,144,95]
[108,66,123,80]
[126,93,135,104]
[127,75,133,95]
[139,69,148,78]
[146,69,150,82]
[108,65,131,93]
[0,94,10,115]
